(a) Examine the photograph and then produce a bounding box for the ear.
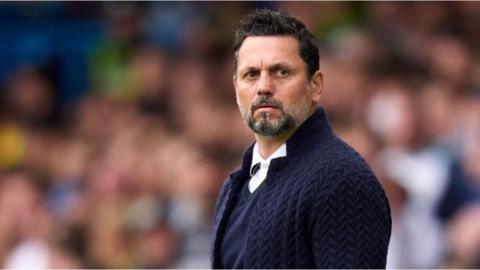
[309,71,323,103]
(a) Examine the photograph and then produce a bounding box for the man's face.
[234,36,321,138]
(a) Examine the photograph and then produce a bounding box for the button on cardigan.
[211,107,392,269]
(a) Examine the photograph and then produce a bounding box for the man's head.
[233,9,323,138]
[233,9,320,78]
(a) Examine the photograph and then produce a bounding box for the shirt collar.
[250,143,287,176]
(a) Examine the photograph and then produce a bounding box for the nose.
[256,72,274,96]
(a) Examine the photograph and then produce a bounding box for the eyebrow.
[269,63,291,70]
[240,61,293,72]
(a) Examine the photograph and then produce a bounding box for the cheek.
[281,82,311,106]
[235,89,251,111]
[236,83,256,100]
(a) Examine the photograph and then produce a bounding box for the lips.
[256,104,277,110]
[253,104,279,114]
[251,97,282,113]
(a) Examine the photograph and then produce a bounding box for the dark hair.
[233,9,319,78]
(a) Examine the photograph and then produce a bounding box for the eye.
[279,69,288,76]
[276,68,289,77]
[243,70,259,79]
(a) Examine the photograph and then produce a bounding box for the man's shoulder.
[329,135,373,169]
[304,135,389,211]
[300,134,379,187]
[304,133,370,168]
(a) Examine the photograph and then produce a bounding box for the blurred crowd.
[0,2,479,269]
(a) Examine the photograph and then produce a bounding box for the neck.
[254,127,296,159]
[254,106,317,159]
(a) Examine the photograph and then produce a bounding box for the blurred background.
[0,1,479,268]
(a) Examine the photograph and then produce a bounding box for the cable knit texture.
[211,107,391,269]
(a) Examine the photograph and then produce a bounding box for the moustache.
[251,96,283,112]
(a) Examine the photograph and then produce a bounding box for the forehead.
[236,36,303,69]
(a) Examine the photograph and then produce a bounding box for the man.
[211,9,391,269]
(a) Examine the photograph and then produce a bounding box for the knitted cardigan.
[211,107,391,269]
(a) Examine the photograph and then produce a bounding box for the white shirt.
[248,143,287,193]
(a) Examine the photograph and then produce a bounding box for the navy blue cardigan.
[211,108,391,269]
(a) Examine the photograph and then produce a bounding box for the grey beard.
[237,93,313,138]
[246,110,294,137]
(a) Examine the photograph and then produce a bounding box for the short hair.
[233,9,320,78]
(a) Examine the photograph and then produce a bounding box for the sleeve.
[312,165,392,269]
[210,178,232,269]
[213,180,230,217]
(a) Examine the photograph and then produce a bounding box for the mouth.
[257,104,277,109]
[254,103,278,111]
[253,104,279,114]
